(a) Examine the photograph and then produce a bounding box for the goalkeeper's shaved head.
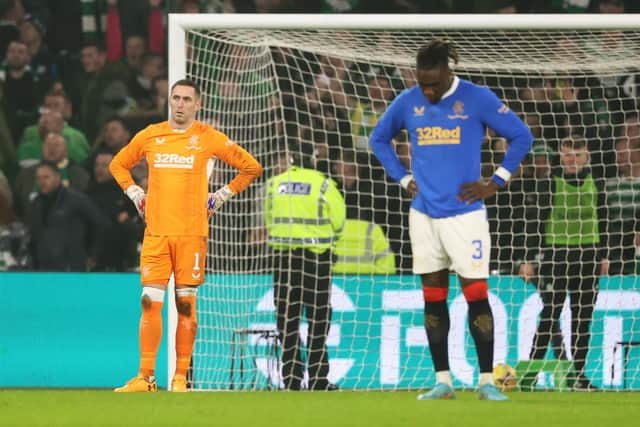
[416,39,459,70]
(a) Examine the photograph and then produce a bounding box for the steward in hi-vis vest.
[519,137,608,391]
[333,219,396,274]
[264,160,345,391]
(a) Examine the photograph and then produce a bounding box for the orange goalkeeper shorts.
[140,234,207,286]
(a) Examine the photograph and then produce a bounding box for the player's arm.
[480,88,534,188]
[459,89,534,204]
[207,132,264,216]
[109,130,147,217]
[369,94,415,193]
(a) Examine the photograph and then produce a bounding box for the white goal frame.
[166,12,640,388]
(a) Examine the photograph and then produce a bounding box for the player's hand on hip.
[125,185,146,219]
[400,174,418,197]
[207,185,235,218]
[457,181,499,204]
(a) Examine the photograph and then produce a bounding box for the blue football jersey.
[370,77,533,218]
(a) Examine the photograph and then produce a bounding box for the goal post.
[168,13,640,391]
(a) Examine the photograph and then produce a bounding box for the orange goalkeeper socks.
[175,296,197,377]
[139,301,163,378]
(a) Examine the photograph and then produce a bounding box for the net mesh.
[180,27,640,391]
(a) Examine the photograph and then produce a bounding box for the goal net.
[168,14,640,391]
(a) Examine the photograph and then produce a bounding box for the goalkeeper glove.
[125,185,146,219]
[207,185,235,217]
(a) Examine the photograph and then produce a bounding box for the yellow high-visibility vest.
[264,166,346,253]
[333,219,396,274]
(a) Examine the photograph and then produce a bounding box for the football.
[493,363,517,391]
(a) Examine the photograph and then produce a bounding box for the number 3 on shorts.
[471,239,482,260]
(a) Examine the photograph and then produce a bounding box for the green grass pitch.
[1,390,639,427]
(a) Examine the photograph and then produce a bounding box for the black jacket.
[28,186,108,271]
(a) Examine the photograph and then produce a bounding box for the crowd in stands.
[0,0,639,273]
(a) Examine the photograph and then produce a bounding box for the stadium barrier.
[0,273,638,390]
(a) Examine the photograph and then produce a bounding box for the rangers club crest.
[186,135,202,151]
[448,100,469,120]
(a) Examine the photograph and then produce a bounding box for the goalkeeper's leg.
[172,286,198,392]
[115,286,165,392]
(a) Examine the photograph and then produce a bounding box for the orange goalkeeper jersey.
[110,120,263,236]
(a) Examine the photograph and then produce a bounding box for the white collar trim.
[441,75,460,101]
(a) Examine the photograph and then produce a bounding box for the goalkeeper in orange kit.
[109,79,263,392]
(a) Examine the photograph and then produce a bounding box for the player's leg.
[304,249,334,390]
[446,209,505,400]
[571,248,599,390]
[115,234,170,392]
[171,236,207,392]
[530,279,567,360]
[273,248,305,390]
[410,209,455,400]
[530,250,568,360]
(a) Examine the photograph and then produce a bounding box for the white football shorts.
[409,207,490,278]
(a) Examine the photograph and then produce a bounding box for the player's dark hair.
[416,39,459,70]
[171,78,201,98]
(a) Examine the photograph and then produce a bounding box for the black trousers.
[272,248,333,390]
[530,246,599,377]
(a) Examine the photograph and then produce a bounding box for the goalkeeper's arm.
[206,142,264,217]
[109,135,146,218]
[207,185,235,217]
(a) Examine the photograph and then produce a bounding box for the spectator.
[92,116,130,154]
[41,88,76,126]
[14,131,89,220]
[16,91,91,169]
[28,160,107,271]
[0,102,15,179]
[0,167,27,270]
[0,166,12,220]
[519,136,608,390]
[596,0,625,13]
[105,0,165,61]
[20,14,57,84]
[1,39,41,142]
[72,42,130,142]
[605,115,640,274]
[351,73,394,152]
[0,0,23,59]
[332,218,396,274]
[86,150,143,271]
[124,34,146,73]
[129,52,165,110]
